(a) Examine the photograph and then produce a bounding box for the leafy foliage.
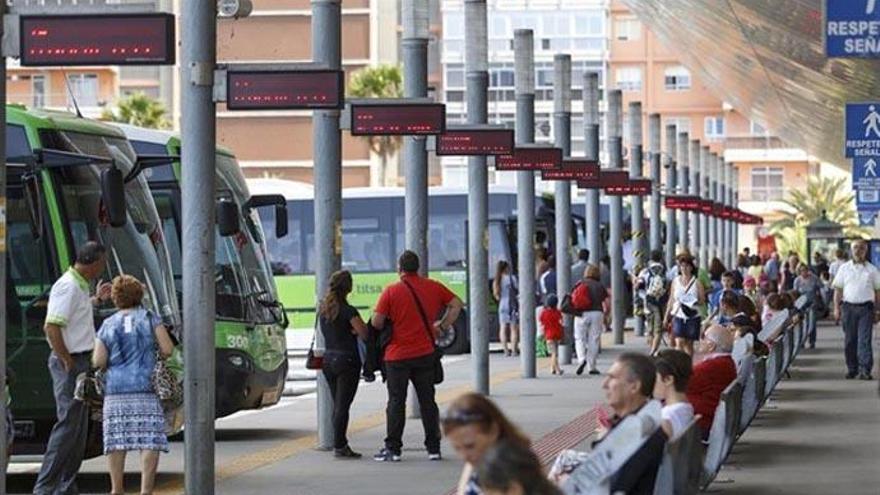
[347,65,404,185]
[101,92,169,129]
[769,176,868,259]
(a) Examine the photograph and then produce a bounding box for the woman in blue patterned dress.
[92,275,175,495]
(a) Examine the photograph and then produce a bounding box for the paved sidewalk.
[713,322,880,495]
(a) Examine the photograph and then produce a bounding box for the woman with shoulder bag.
[92,275,175,495]
[492,261,520,357]
[320,270,369,459]
[664,254,705,356]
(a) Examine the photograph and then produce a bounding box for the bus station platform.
[7,323,879,494]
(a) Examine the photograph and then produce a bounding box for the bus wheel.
[440,310,470,355]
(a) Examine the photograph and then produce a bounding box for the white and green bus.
[117,125,288,418]
[248,179,589,354]
[5,106,182,455]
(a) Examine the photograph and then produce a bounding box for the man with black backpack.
[370,251,463,462]
[637,250,668,356]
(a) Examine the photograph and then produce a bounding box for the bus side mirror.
[101,166,127,228]
[274,203,288,238]
[217,200,240,237]
[23,173,43,239]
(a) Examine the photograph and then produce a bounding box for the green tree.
[769,176,868,260]
[346,65,403,186]
[101,92,170,129]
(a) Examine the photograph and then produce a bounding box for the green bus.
[247,179,588,354]
[4,106,182,454]
[117,125,289,418]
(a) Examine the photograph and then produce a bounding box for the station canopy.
[621,0,880,166]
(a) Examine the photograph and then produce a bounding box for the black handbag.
[402,280,444,384]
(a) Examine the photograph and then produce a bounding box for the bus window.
[6,125,31,159]
[341,217,392,273]
[488,221,512,275]
[152,194,182,284]
[261,204,303,275]
[394,213,467,271]
[7,181,53,301]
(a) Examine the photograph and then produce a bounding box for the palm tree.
[101,92,170,129]
[770,176,868,259]
[347,65,403,186]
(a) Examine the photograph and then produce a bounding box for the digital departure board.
[350,103,446,136]
[542,159,600,182]
[714,203,728,218]
[435,128,514,156]
[605,178,651,196]
[698,199,715,215]
[21,14,175,66]
[496,147,563,171]
[664,195,702,211]
[227,70,344,110]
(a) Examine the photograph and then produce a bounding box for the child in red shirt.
[540,294,564,375]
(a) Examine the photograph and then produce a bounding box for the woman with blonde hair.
[319,270,368,458]
[442,393,531,495]
[93,275,175,495]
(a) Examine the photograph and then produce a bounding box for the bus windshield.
[49,130,179,325]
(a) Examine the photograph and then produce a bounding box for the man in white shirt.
[832,240,880,380]
[34,242,111,495]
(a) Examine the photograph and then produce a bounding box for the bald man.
[687,325,737,438]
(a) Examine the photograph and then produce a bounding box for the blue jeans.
[841,302,874,375]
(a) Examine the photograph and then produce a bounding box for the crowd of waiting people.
[25,236,875,493]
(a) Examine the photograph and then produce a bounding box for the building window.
[750,166,784,201]
[704,116,725,141]
[614,16,641,41]
[750,120,768,136]
[67,73,99,107]
[615,67,642,91]
[32,74,46,108]
[664,66,691,91]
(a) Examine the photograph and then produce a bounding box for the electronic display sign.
[21,14,175,66]
[350,103,445,136]
[605,178,651,196]
[698,199,715,215]
[496,147,563,171]
[541,159,600,181]
[435,128,514,156]
[226,70,344,110]
[664,195,702,211]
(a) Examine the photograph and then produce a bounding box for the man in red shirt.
[686,325,737,438]
[370,250,463,462]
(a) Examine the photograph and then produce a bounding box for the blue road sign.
[871,241,880,265]
[826,0,880,58]
[860,211,877,226]
[846,103,880,157]
[852,156,880,188]
[856,187,880,212]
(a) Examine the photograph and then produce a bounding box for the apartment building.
[610,0,820,249]
[440,0,608,188]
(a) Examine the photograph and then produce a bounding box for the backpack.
[560,281,592,316]
[645,266,668,307]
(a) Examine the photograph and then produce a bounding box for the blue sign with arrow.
[826,0,880,58]
[846,103,880,157]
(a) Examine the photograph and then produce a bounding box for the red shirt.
[375,273,456,362]
[540,307,563,341]
[686,354,737,433]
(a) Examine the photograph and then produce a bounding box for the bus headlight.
[228,355,246,368]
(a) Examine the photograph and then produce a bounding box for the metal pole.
[0,5,8,489]
[181,1,217,491]
[514,29,537,378]
[719,155,728,267]
[648,114,662,253]
[698,144,710,270]
[690,139,702,264]
[403,0,430,418]
[676,132,689,253]
[465,0,490,395]
[553,54,573,364]
[733,165,740,256]
[708,151,718,264]
[628,102,645,338]
[584,73,601,265]
[665,125,678,270]
[607,90,625,345]
[312,0,342,448]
